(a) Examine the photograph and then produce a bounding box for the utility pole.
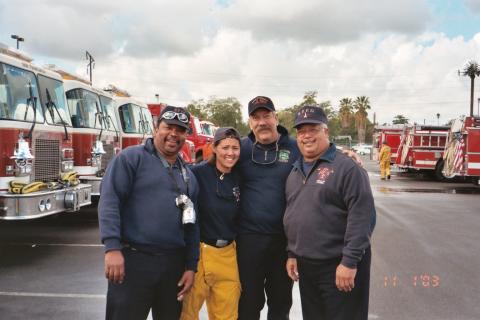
[11,35,24,49]
[86,51,95,85]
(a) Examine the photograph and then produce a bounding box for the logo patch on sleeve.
[316,167,334,184]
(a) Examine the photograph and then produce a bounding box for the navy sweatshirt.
[98,138,200,271]
[283,143,375,268]
[191,162,240,241]
[237,126,300,235]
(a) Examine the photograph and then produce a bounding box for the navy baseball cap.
[159,106,190,130]
[213,127,241,144]
[248,96,275,115]
[294,105,328,128]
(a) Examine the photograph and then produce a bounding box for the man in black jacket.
[283,105,375,320]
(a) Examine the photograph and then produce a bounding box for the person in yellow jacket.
[181,127,242,320]
[379,141,392,180]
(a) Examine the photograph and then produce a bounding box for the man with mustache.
[98,106,200,320]
[236,96,299,319]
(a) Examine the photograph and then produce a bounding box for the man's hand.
[105,250,125,284]
[336,264,357,292]
[177,270,195,301]
[343,150,363,166]
[286,258,299,281]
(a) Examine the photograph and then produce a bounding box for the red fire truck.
[58,76,121,197]
[0,44,91,219]
[395,125,450,180]
[372,125,403,164]
[442,116,480,185]
[147,103,213,162]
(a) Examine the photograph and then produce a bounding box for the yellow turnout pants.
[380,161,391,179]
[180,242,241,320]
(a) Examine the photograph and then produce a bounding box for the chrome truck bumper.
[79,176,102,196]
[0,184,92,220]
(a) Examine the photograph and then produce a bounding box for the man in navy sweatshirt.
[284,105,375,320]
[236,96,300,320]
[98,106,200,320]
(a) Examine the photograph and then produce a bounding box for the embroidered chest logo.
[278,150,290,163]
[316,167,334,184]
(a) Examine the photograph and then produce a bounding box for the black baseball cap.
[159,105,190,130]
[294,105,328,128]
[248,96,275,115]
[213,127,241,144]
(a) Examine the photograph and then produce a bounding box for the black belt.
[201,238,233,248]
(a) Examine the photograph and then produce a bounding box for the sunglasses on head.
[161,111,188,123]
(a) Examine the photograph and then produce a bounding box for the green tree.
[353,96,371,144]
[186,99,208,119]
[188,96,250,136]
[338,98,354,129]
[461,60,480,117]
[392,114,409,124]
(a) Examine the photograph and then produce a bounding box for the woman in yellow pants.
[181,128,242,320]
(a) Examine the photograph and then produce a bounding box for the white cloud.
[0,0,216,59]
[217,0,431,45]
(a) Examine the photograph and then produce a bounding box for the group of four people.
[98,96,376,320]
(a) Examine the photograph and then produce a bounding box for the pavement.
[1,157,479,319]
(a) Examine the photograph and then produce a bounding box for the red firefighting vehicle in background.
[442,116,480,185]
[0,44,91,219]
[148,103,212,163]
[395,124,450,180]
[372,125,403,164]
[53,73,121,197]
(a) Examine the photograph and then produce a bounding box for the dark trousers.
[236,234,293,320]
[106,247,184,320]
[297,247,371,320]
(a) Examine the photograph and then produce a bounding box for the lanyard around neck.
[155,150,189,196]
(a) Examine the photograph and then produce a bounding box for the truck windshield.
[193,117,204,135]
[99,95,118,132]
[201,122,214,136]
[38,75,71,126]
[119,103,144,134]
[0,63,44,123]
[141,108,153,135]
[66,88,102,129]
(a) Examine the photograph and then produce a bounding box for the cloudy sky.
[1,0,479,125]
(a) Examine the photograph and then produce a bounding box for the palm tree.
[354,96,371,143]
[338,98,354,129]
[461,60,480,117]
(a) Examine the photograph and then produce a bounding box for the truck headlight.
[62,161,74,172]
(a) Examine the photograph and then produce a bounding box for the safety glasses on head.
[161,111,188,123]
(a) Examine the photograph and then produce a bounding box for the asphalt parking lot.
[1,157,480,319]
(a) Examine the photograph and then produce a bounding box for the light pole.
[11,35,24,49]
[436,113,440,126]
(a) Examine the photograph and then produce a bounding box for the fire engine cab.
[0,44,91,219]
[372,125,403,163]
[52,73,121,197]
[395,124,450,180]
[443,116,480,184]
